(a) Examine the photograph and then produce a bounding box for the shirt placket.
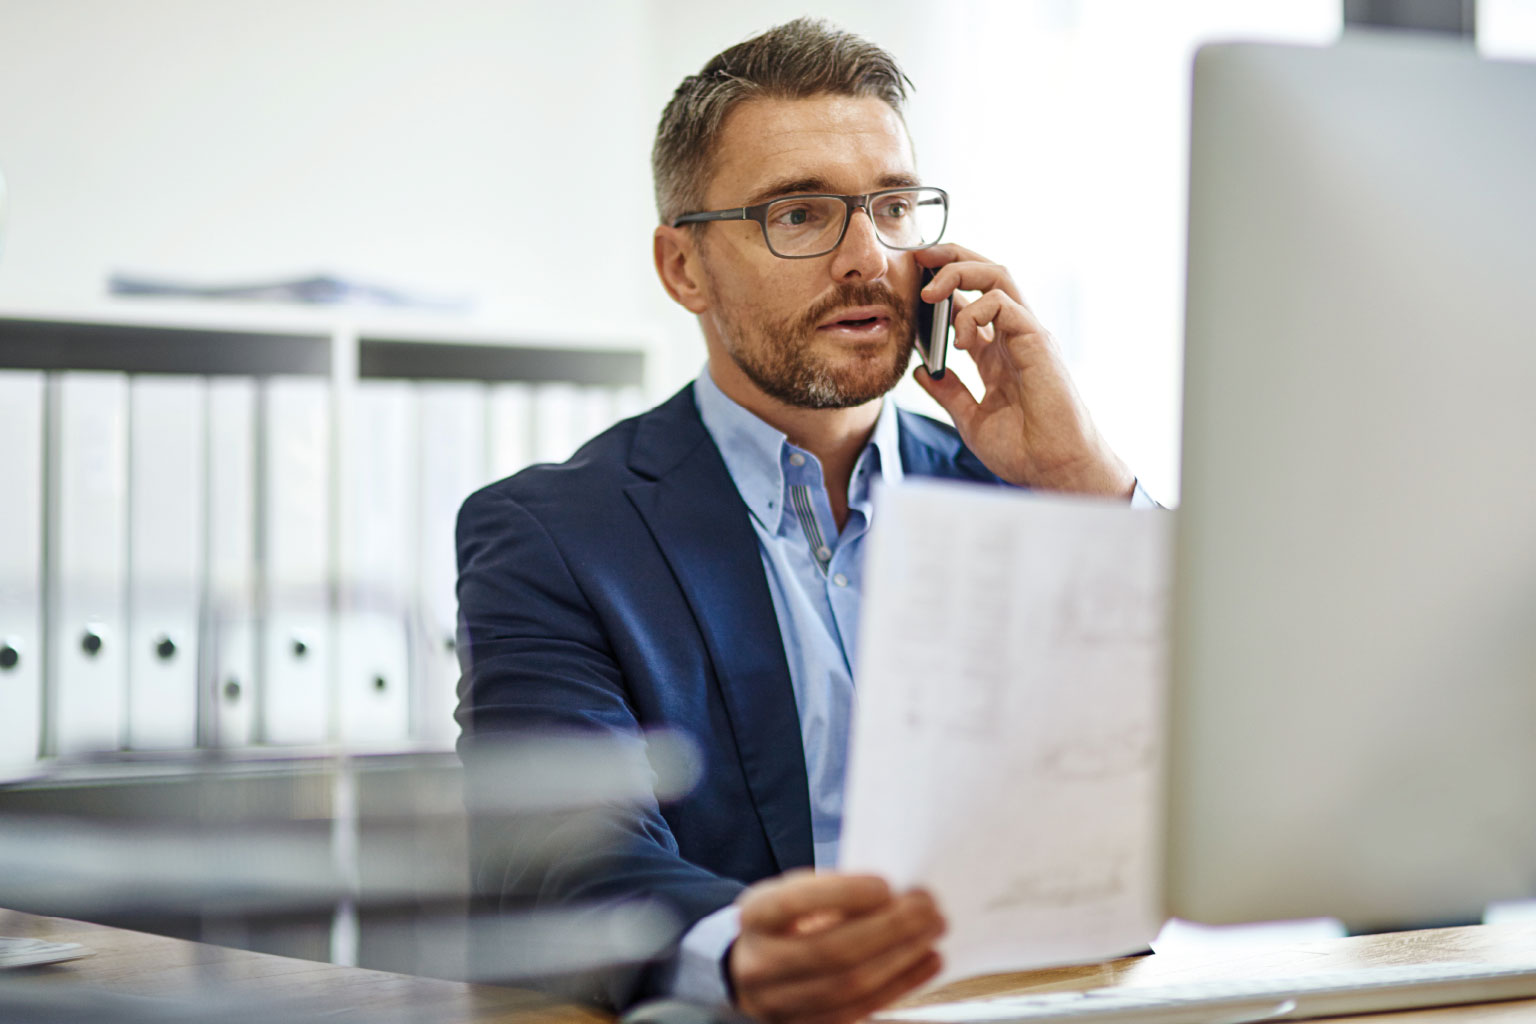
[783,448,837,577]
[829,448,879,669]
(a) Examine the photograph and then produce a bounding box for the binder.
[206,377,258,748]
[415,382,487,748]
[531,382,582,465]
[126,376,206,750]
[48,372,129,756]
[336,381,413,745]
[0,372,45,772]
[578,385,619,449]
[260,377,332,746]
[487,382,533,482]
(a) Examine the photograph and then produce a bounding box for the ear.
[653,225,711,314]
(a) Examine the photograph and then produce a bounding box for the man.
[456,18,1153,1022]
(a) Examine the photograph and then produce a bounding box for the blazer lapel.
[624,389,813,873]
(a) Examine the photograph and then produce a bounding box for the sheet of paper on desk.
[840,480,1173,987]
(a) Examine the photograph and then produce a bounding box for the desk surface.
[4,910,1534,1022]
[904,921,1536,1022]
[0,908,605,1024]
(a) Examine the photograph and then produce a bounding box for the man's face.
[692,94,921,410]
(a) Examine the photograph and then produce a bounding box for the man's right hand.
[727,870,946,1024]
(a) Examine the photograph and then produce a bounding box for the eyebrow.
[742,172,923,207]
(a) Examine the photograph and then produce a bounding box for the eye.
[875,196,913,220]
[771,203,822,228]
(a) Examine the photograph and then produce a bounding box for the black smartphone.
[914,266,951,380]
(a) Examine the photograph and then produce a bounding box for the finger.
[950,290,1003,354]
[787,890,944,978]
[737,889,944,986]
[948,293,994,345]
[920,257,1024,306]
[739,872,893,934]
[916,364,979,436]
[751,925,943,1021]
[952,289,1039,355]
[913,242,992,270]
[802,951,944,1024]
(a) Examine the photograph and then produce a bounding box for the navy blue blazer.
[454,383,1002,1005]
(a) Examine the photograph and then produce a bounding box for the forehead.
[705,93,917,205]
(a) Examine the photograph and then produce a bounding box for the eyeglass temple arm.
[670,208,748,228]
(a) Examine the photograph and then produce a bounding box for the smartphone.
[914,266,951,380]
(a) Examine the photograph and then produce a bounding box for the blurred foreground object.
[0,732,698,991]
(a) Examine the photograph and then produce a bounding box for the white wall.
[1,0,1375,501]
[1481,0,1536,59]
[0,0,655,321]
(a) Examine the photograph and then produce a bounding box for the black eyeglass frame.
[670,186,950,259]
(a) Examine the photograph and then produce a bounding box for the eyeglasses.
[671,186,949,259]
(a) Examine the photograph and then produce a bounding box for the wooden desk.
[6,910,1534,1022]
[902,922,1536,1021]
[0,908,606,1023]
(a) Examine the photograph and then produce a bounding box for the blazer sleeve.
[453,484,745,1008]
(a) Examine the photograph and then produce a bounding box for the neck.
[707,357,881,529]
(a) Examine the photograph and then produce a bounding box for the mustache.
[795,282,915,335]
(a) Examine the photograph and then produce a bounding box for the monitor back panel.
[1169,34,1536,930]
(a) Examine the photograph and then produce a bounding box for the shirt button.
[789,452,806,467]
[816,545,831,561]
[832,573,849,587]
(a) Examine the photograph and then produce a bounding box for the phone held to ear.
[915,266,951,380]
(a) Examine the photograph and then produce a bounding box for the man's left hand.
[913,245,1135,499]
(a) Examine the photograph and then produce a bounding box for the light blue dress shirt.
[695,369,905,871]
[665,371,1158,1007]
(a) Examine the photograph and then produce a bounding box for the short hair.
[651,18,913,226]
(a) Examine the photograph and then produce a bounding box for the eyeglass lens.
[764,189,946,257]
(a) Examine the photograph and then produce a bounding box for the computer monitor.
[1166,31,1536,932]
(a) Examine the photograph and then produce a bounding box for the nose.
[829,204,889,282]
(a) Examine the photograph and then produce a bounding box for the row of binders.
[0,370,644,770]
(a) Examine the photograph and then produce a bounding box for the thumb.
[915,365,977,434]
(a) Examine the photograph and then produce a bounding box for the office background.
[3,0,1535,980]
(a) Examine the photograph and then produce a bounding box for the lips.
[816,306,895,333]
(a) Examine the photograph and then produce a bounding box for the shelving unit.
[0,304,657,771]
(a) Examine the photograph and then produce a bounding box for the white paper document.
[841,480,1173,986]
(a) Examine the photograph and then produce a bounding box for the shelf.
[0,316,331,377]
[357,337,643,385]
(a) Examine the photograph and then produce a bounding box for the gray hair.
[651,18,913,226]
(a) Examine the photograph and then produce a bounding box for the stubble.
[715,279,918,410]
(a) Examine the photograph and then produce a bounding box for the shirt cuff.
[1129,479,1161,509]
[658,904,742,1011]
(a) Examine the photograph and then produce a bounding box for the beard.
[715,280,917,410]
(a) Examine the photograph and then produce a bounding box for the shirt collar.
[694,369,791,531]
[693,367,905,531]
[866,391,905,488]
